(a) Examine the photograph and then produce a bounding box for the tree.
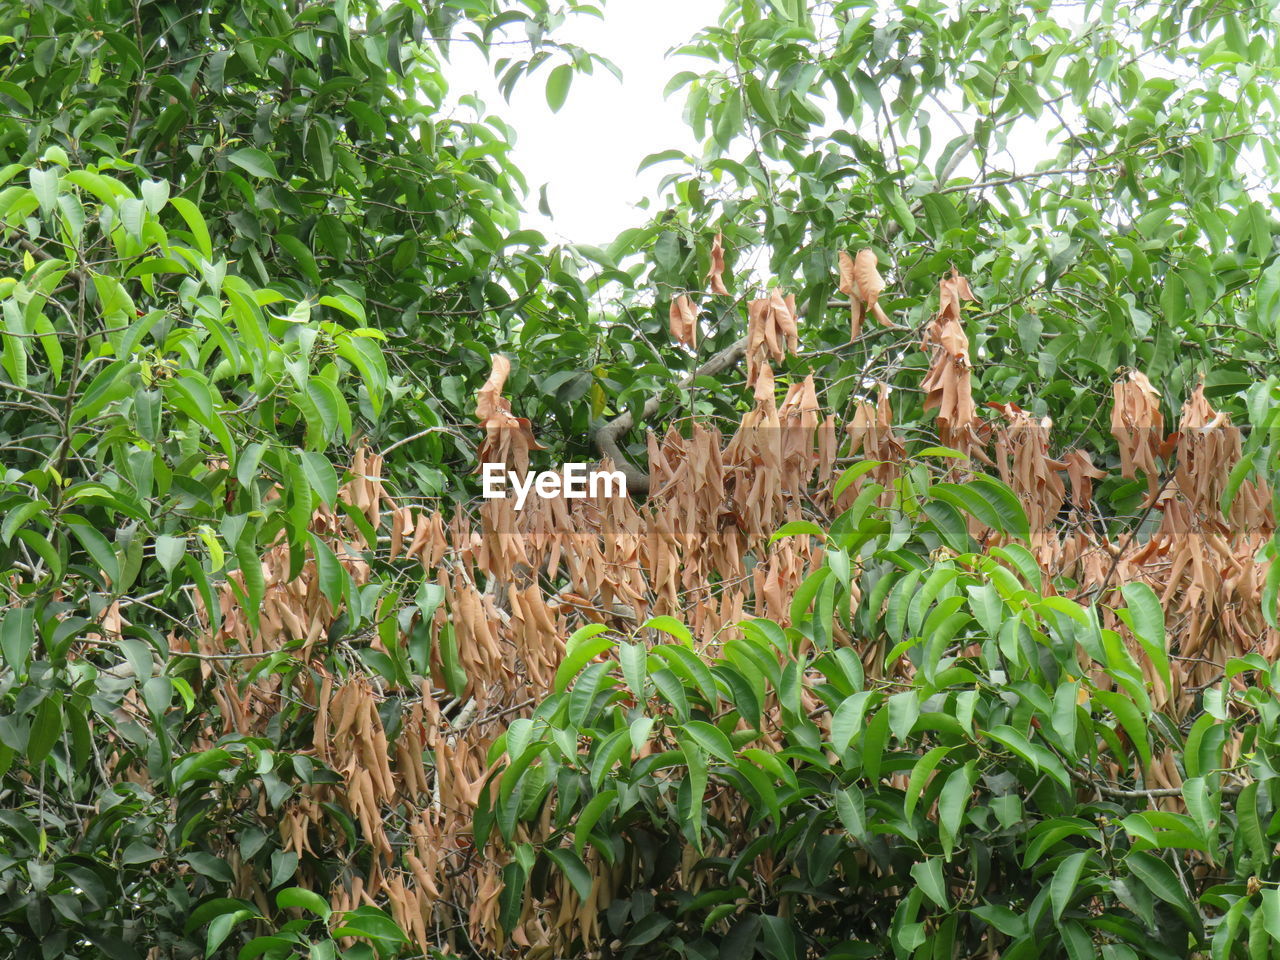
[0,0,1278,957]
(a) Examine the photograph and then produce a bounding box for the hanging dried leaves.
[1062,449,1107,515]
[921,267,980,453]
[1110,369,1165,495]
[184,260,1280,960]
[844,384,904,508]
[475,353,545,477]
[837,248,890,340]
[669,294,698,349]
[475,353,511,423]
[707,231,729,296]
[745,287,798,387]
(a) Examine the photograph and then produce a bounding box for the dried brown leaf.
[475,354,511,423]
[669,294,698,349]
[707,232,729,296]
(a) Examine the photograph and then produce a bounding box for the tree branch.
[594,333,751,496]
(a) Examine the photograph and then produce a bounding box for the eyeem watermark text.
[482,463,627,510]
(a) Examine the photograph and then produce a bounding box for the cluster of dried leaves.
[164,260,1276,957]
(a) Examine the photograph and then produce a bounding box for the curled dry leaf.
[1175,381,1240,516]
[855,248,890,338]
[669,294,698,349]
[844,383,904,506]
[838,249,891,340]
[1062,449,1107,513]
[921,268,980,453]
[475,353,511,423]
[1110,369,1163,492]
[707,231,729,296]
[474,353,545,477]
[837,250,855,297]
[745,287,798,387]
[989,401,1065,549]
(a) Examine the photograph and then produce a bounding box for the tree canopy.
[0,0,1279,958]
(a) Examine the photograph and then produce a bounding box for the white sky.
[443,0,725,246]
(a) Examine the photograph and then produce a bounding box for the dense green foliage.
[0,0,1278,957]
[0,0,616,498]
[0,0,612,954]
[500,466,1278,959]
[630,0,1280,476]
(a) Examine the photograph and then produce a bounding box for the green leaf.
[1117,582,1171,693]
[909,859,947,908]
[64,518,121,585]
[546,64,573,112]
[334,332,388,415]
[1051,851,1088,923]
[1181,777,1216,841]
[0,606,35,674]
[498,861,526,934]
[637,149,686,173]
[140,178,169,214]
[618,641,647,698]
[319,294,365,324]
[903,746,950,820]
[64,169,124,208]
[1264,558,1280,629]
[1221,451,1256,515]
[681,740,707,850]
[887,188,916,237]
[655,670,696,721]
[984,725,1039,773]
[185,852,236,885]
[832,461,884,501]
[155,535,187,576]
[331,907,407,942]
[760,915,798,960]
[714,663,761,727]
[173,749,233,787]
[627,716,655,757]
[554,634,615,693]
[27,697,62,764]
[573,789,617,855]
[680,721,735,763]
[1262,888,1280,942]
[1060,919,1095,960]
[1249,201,1272,259]
[0,499,46,547]
[298,452,339,506]
[624,913,672,947]
[971,476,1031,540]
[861,707,890,781]
[28,167,59,218]
[269,849,299,888]
[309,536,346,610]
[227,147,280,179]
[276,887,330,918]
[235,540,265,629]
[1126,851,1193,923]
[770,520,826,543]
[206,910,253,957]
[1093,690,1151,770]
[651,645,718,705]
[887,690,920,742]
[567,660,616,728]
[834,785,866,840]
[544,847,593,900]
[937,762,975,858]
[643,615,693,646]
